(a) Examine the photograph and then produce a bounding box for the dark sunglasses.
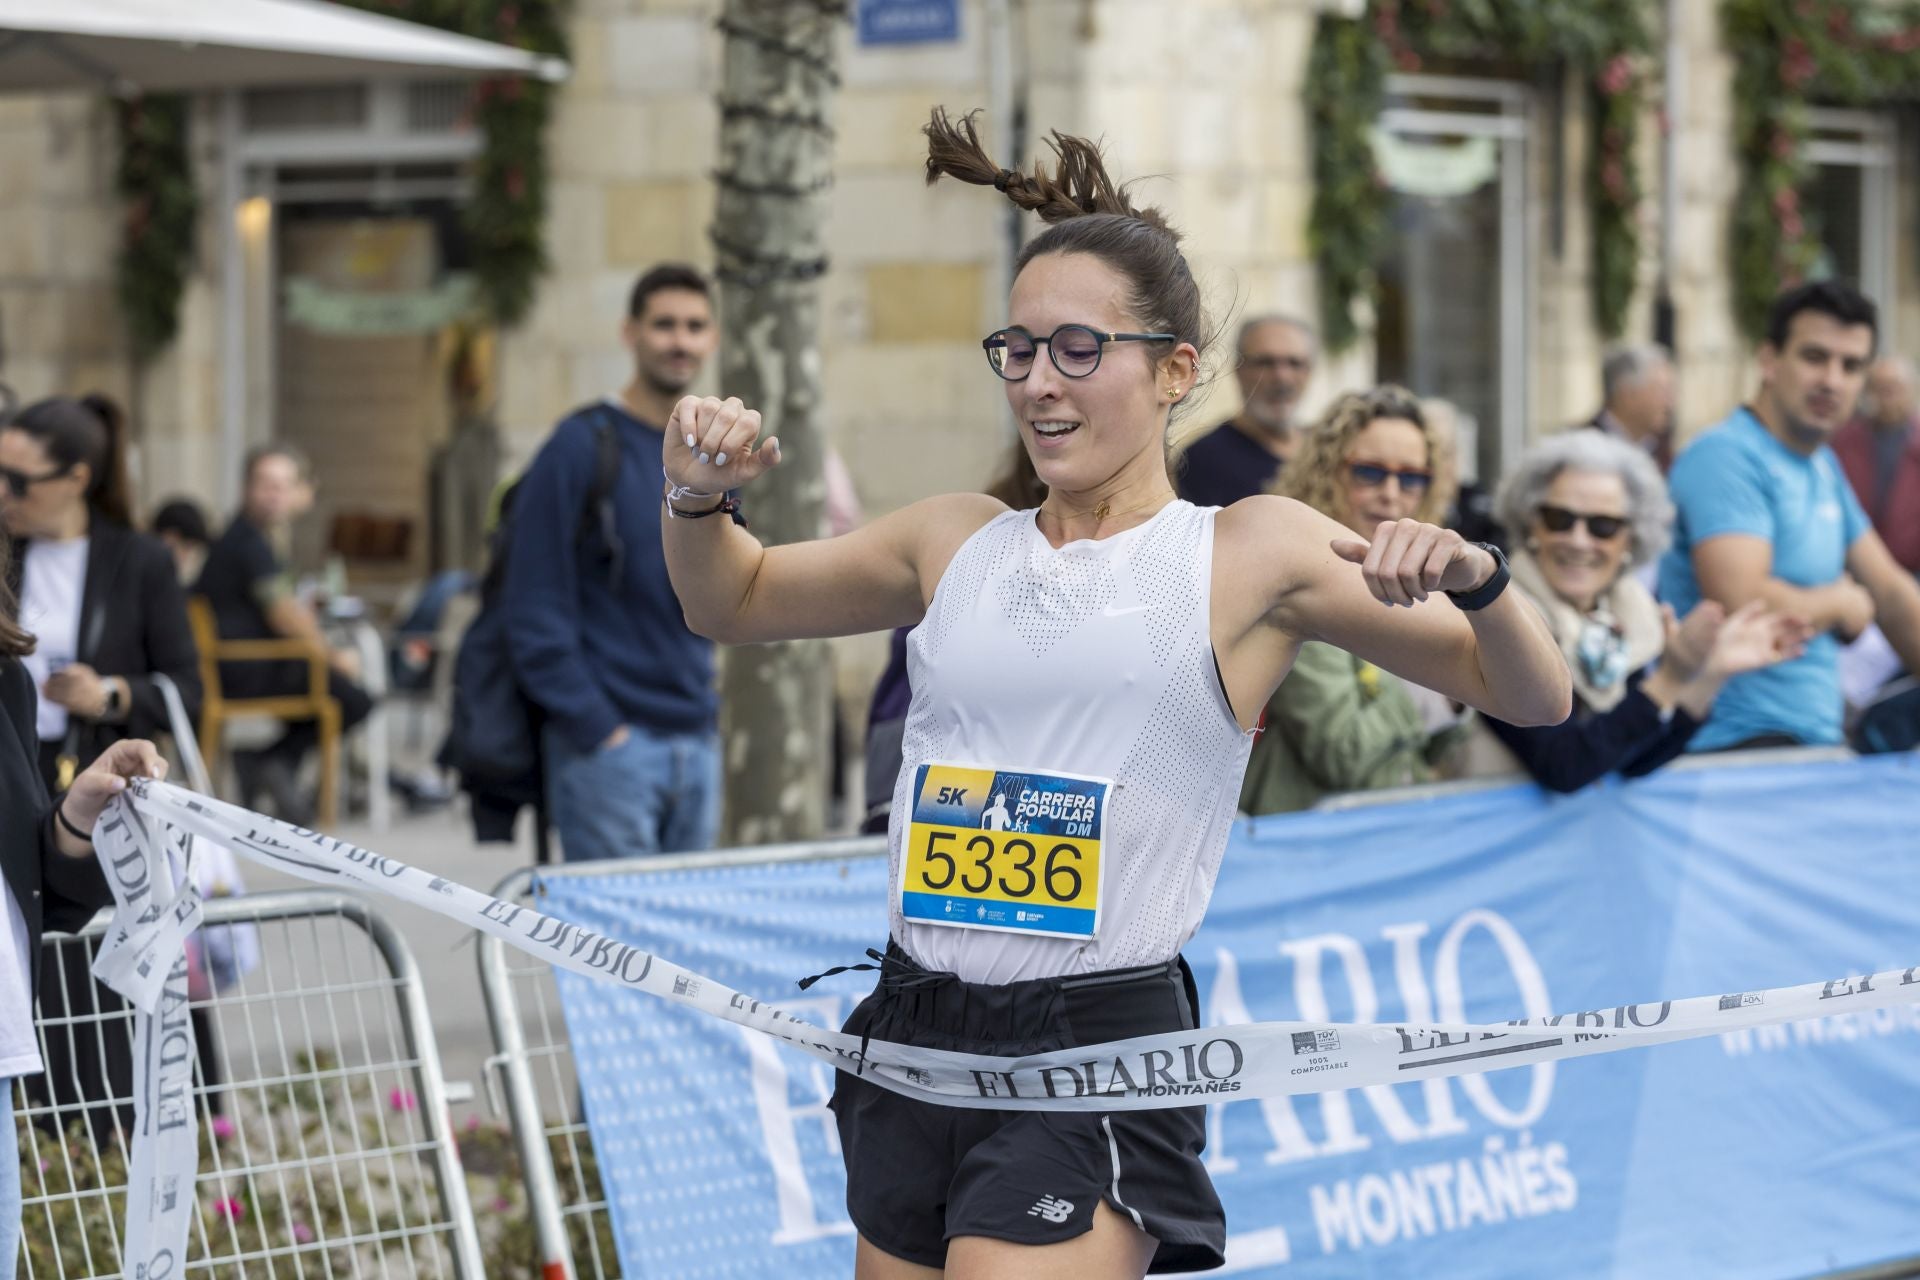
[1537,504,1628,540]
[0,462,73,500]
[982,324,1176,381]
[1346,462,1432,495]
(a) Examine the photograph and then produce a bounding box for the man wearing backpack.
[501,264,723,860]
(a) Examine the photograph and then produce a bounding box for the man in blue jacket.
[503,265,722,860]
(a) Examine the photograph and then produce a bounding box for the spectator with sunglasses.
[0,394,207,1140]
[1476,432,1808,791]
[1240,387,1469,814]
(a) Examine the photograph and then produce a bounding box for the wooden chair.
[186,596,341,828]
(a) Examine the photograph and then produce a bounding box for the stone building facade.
[0,0,1911,587]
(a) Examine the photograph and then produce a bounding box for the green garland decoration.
[346,0,573,327]
[1723,0,1920,340]
[1307,1,1653,353]
[111,0,570,357]
[114,96,198,362]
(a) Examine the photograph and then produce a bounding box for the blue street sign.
[857,0,959,46]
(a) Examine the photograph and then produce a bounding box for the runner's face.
[1003,253,1182,494]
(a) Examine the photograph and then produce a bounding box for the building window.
[1803,108,1895,332]
[1373,75,1531,485]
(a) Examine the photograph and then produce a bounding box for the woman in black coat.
[0,394,203,1136]
[0,533,166,1261]
[0,396,200,787]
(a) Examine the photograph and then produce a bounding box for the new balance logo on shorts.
[1027,1196,1075,1224]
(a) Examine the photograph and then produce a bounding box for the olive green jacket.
[1238,641,1460,816]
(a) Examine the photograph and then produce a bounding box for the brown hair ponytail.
[924,107,1179,237]
[0,539,32,658]
[923,107,1208,373]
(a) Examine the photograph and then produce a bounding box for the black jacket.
[0,657,114,987]
[6,520,201,769]
[1485,670,1701,794]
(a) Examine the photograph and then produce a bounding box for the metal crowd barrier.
[477,838,886,1280]
[18,890,482,1279]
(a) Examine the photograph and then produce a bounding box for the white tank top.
[888,500,1255,984]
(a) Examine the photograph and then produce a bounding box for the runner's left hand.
[1330,520,1495,608]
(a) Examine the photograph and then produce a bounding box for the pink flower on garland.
[1598,54,1633,97]
[1780,37,1816,90]
[1601,159,1627,203]
[210,1197,245,1222]
[389,1088,418,1113]
[210,1115,237,1142]
[293,1221,316,1244]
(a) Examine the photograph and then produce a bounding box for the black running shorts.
[828,941,1225,1272]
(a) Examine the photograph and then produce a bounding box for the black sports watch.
[1445,542,1510,612]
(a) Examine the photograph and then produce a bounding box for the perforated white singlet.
[889,500,1255,984]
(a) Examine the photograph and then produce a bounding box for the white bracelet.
[662,465,718,503]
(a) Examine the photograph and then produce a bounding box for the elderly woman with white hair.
[1481,432,1808,792]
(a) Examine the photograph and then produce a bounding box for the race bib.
[899,763,1109,939]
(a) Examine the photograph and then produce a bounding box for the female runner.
[659,109,1569,1279]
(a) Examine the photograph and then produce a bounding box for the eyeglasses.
[982,325,1176,381]
[1346,462,1432,495]
[1241,355,1311,374]
[0,462,72,500]
[1537,504,1628,540]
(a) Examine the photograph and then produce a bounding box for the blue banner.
[545,754,1920,1278]
[856,0,959,45]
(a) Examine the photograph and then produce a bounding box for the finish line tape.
[92,780,1920,1273]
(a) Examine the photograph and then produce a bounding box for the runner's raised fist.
[1330,519,1496,608]
[664,395,781,493]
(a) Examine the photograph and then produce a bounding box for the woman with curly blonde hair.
[1275,386,1456,531]
[1241,386,1469,814]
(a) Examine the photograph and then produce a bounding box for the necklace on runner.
[1041,493,1171,527]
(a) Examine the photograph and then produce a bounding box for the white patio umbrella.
[0,0,567,94]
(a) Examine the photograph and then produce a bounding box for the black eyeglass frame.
[0,462,74,501]
[1535,504,1629,540]
[981,324,1178,381]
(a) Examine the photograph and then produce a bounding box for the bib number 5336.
[918,829,1084,903]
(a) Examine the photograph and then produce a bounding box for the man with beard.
[1175,315,1316,507]
[502,265,725,859]
[1659,280,1920,751]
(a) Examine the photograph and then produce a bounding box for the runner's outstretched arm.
[659,394,1004,643]
[1219,495,1571,728]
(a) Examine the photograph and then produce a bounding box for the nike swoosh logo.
[1102,604,1160,618]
